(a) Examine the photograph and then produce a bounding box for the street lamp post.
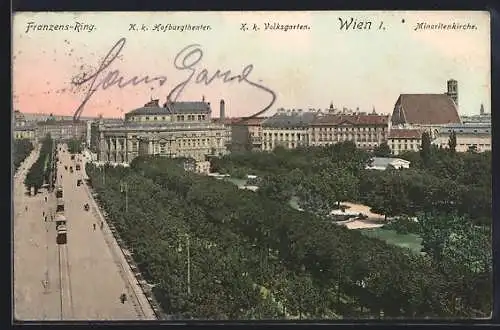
[186,234,191,295]
[101,166,106,185]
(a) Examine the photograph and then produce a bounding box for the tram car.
[55,212,68,245]
[56,198,65,214]
[55,186,63,199]
[56,224,67,245]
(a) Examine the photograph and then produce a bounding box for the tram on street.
[56,224,67,245]
[56,198,65,214]
[55,208,68,245]
[55,186,63,199]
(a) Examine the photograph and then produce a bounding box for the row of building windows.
[446,129,489,133]
[390,143,419,151]
[389,138,420,144]
[108,138,223,150]
[313,126,385,132]
[440,143,490,148]
[315,133,384,139]
[132,114,207,121]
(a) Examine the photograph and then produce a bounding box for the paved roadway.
[55,144,156,320]
[14,143,156,320]
[14,144,62,320]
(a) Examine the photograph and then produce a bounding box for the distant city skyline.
[13,11,490,118]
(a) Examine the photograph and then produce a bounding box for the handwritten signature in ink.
[72,37,276,120]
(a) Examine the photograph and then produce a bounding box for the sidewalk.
[80,164,157,320]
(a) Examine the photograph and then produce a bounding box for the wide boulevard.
[13,143,156,320]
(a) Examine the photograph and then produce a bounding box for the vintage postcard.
[12,11,491,321]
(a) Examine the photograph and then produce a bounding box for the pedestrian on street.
[44,216,47,222]
[44,196,47,202]
[100,222,104,230]
[25,206,28,212]
[93,223,96,231]
[42,211,45,217]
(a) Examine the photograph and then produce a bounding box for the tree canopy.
[24,135,53,194]
[85,143,491,318]
[13,139,34,172]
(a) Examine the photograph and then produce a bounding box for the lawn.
[359,228,424,254]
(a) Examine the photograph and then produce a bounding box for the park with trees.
[24,135,53,195]
[13,139,34,172]
[85,135,491,319]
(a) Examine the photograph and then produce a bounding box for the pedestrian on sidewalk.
[42,211,45,217]
[44,196,47,202]
[93,223,96,231]
[100,221,104,230]
[25,206,28,212]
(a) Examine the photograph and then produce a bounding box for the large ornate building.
[259,107,390,151]
[432,123,491,153]
[309,111,389,150]
[36,119,87,141]
[93,99,231,173]
[388,128,424,156]
[13,110,37,141]
[230,117,267,152]
[261,109,316,151]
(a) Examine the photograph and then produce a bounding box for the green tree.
[296,172,338,217]
[373,142,392,157]
[448,131,457,153]
[420,131,432,167]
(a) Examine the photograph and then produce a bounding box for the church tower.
[446,79,458,107]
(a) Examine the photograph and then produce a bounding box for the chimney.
[219,99,225,120]
[480,103,485,115]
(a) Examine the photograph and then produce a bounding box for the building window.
[145,117,149,120]
[154,117,157,121]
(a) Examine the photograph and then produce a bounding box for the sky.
[12,11,490,118]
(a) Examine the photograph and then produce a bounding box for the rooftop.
[312,113,389,126]
[233,117,268,126]
[391,94,462,126]
[388,128,423,139]
[126,101,211,116]
[438,124,491,135]
[37,120,86,126]
[262,111,317,128]
[14,124,36,131]
[367,157,411,170]
[211,117,243,125]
